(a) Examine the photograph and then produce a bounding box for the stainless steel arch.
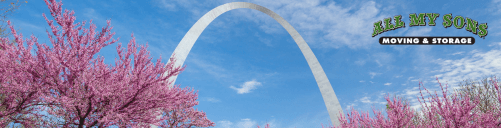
[164,2,343,126]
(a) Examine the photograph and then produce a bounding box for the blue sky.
[6,0,501,127]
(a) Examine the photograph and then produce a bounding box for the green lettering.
[453,16,465,29]
[394,15,405,28]
[409,13,426,26]
[443,14,452,28]
[465,18,478,34]
[426,13,439,26]
[384,17,395,31]
[372,21,384,37]
[478,23,488,38]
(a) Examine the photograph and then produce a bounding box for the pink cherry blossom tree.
[412,77,501,127]
[0,21,47,127]
[335,94,415,128]
[0,0,215,127]
[330,77,501,128]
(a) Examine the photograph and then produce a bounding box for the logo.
[372,13,488,45]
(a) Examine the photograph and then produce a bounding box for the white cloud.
[217,120,233,128]
[203,97,221,103]
[230,79,263,94]
[360,96,371,103]
[404,27,433,36]
[434,49,501,87]
[235,119,257,128]
[384,83,392,86]
[401,85,442,111]
[399,47,501,112]
[255,32,274,47]
[217,119,277,128]
[169,0,394,49]
[359,80,365,83]
[81,8,109,24]
[154,0,178,11]
[345,103,358,110]
[395,75,403,78]
[369,72,380,79]
[355,60,366,66]
[488,42,501,48]
[451,52,464,55]
[360,96,386,104]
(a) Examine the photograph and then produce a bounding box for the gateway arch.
[165,2,344,126]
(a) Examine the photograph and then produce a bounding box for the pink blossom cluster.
[0,0,214,127]
[331,77,501,128]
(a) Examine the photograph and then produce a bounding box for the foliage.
[0,0,214,127]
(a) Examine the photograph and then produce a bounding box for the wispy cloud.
[187,55,230,79]
[451,52,464,55]
[216,118,278,128]
[384,83,392,86]
[230,79,262,94]
[272,0,390,49]
[355,59,366,66]
[169,0,394,49]
[369,72,380,79]
[360,96,371,103]
[407,77,419,82]
[8,20,44,36]
[405,27,433,36]
[202,97,221,103]
[154,0,178,11]
[434,48,501,87]
[254,32,274,47]
[488,42,501,47]
[402,86,434,110]
[360,96,386,104]
[82,8,105,23]
[400,46,501,111]
[235,119,257,128]
[404,87,420,96]
[217,120,233,128]
[359,80,365,83]
[373,52,393,67]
